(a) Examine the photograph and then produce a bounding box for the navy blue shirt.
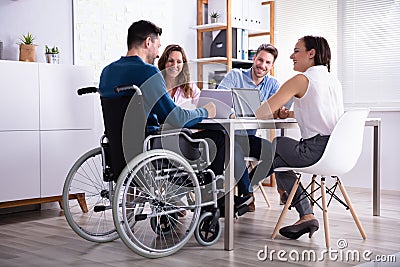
[99,56,208,133]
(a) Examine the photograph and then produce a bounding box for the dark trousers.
[191,130,225,176]
[270,135,329,218]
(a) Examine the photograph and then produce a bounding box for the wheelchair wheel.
[113,149,201,258]
[62,147,119,243]
[195,212,222,246]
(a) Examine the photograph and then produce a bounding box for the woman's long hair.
[158,44,193,98]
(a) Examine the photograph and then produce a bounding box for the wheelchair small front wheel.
[62,147,119,243]
[195,211,222,246]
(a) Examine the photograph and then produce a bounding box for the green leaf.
[19,32,35,45]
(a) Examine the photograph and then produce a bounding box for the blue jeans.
[235,134,274,196]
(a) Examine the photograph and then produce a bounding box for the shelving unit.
[194,0,276,187]
[195,0,275,87]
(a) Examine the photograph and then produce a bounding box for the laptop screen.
[232,88,261,117]
[197,89,233,119]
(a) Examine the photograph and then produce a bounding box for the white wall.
[343,111,400,190]
[0,0,73,64]
[0,0,197,67]
[73,0,198,81]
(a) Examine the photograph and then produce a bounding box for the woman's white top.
[172,82,201,110]
[294,65,344,139]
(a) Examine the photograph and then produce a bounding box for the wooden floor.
[1,185,399,267]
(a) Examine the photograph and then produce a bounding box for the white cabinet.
[0,60,97,204]
[39,64,94,130]
[0,131,40,202]
[0,61,39,131]
[40,130,98,197]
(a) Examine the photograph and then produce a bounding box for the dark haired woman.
[256,36,344,239]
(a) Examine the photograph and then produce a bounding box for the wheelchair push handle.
[114,84,142,95]
[76,84,142,96]
[77,87,98,95]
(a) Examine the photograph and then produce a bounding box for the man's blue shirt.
[217,67,281,135]
[99,56,208,134]
[217,68,280,102]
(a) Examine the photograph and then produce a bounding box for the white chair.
[271,109,369,248]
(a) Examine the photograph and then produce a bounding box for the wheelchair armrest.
[143,128,211,166]
[152,127,193,136]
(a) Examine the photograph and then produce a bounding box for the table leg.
[224,123,235,250]
[373,122,381,216]
[262,129,276,187]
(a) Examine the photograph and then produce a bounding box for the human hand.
[203,102,216,118]
[276,107,290,119]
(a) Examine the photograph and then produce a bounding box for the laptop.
[231,88,261,118]
[197,89,233,119]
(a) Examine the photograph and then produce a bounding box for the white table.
[196,117,381,251]
[196,118,297,250]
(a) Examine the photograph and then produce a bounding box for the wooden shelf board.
[192,57,253,65]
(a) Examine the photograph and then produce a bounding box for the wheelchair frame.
[62,85,223,258]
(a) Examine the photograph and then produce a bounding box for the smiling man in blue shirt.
[218,44,288,211]
[218,44,280,102]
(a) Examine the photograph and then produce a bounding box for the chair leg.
[271,177,300,239]
[320,177,330,248]
[257,181,271,207]
[310,175,317,212]
[336,178,367,239]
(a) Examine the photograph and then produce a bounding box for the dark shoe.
[248,193,255,212]
[280,191,288,205]
[279,219,319,239]
[177,210,186,217]
[234,194,253,209]
[248,201,255,212]
[216,195,254,218]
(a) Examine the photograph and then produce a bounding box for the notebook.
[197,89,233,119]
[231,88,261,118]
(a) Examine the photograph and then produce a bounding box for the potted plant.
[208,78,217,89]
[18,32,36,62]
[210,11,220,23]
[45,45,60,64]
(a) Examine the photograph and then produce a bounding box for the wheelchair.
[62,85,225,258]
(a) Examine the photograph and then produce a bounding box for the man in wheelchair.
[63,19,255,258]
[98,20,252,217]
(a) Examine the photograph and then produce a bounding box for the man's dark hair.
[127,20,162,50]
[256,43,278,62]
